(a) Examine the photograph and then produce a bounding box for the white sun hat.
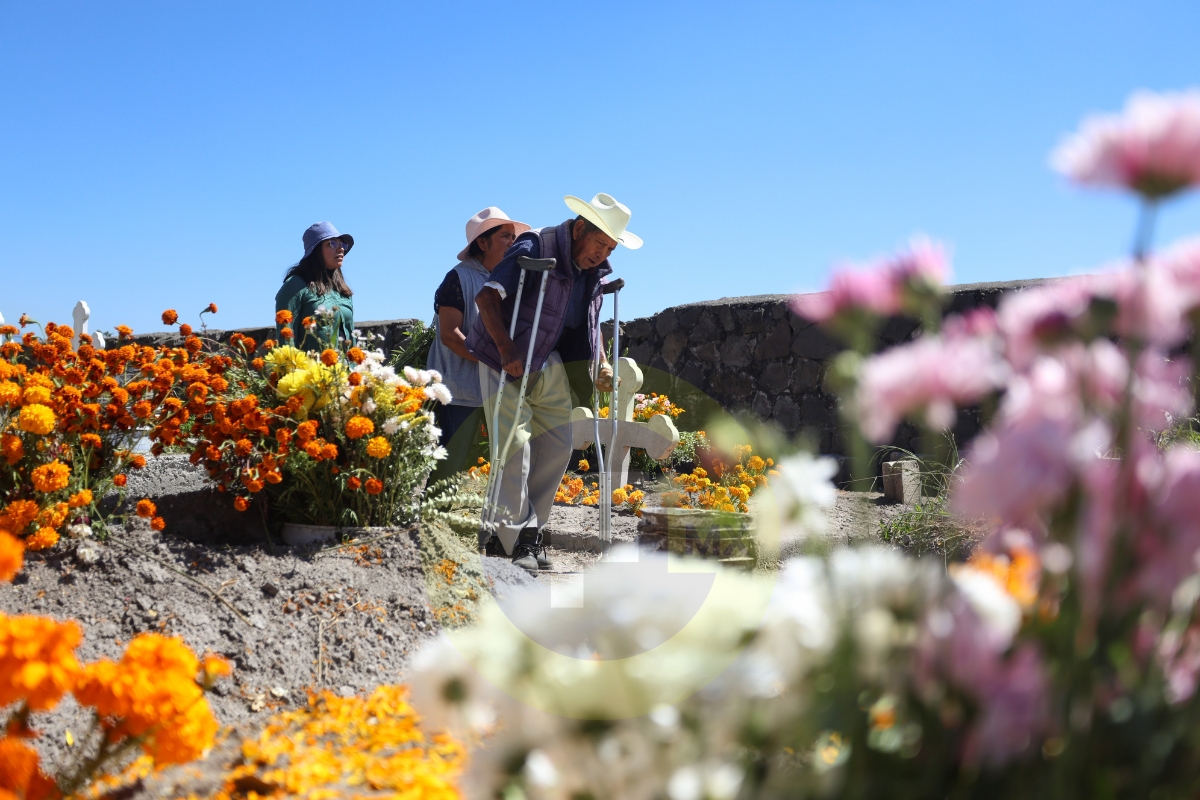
[563,193,643,249]
[457,207,531,261]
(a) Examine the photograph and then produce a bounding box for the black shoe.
[512,527,553,573]
[515,526,553,571]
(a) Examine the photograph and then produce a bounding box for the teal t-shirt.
[274,275,355,352]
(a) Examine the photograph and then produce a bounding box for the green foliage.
[389,320,437,372]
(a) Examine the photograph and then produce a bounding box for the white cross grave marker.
[71,301,90,348]
[570,357,680,490]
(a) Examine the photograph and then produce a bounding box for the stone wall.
[617,278,1056,460]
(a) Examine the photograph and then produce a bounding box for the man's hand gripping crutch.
[479,256,557,550]
[592,277,624,547]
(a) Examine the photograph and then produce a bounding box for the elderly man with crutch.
[466,193,642,573]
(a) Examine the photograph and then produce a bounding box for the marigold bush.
[181,314,451,527]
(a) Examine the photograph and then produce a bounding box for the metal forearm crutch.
[480,256,557,549]
[593,278,625,545]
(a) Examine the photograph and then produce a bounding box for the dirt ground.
[2,458,919,793]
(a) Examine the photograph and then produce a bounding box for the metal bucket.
[636,506,757,568]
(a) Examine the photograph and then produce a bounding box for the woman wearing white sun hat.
[426,207,530,482]
[466,192,642,573]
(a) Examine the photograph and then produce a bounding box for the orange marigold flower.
[17,404,56,435]
[275,310,293,326]
[68,489,93,508]
[0,381,20,406]
[296,420,318,443]
[345,415,374,439]
[263,338,277,350]
[161,309,179,326]
[280,326,294,340]
[113,473,127,487]
[301,316,315,330]
[234,438,253,457]
[204,303,218,314]
[347,347,365,364]
[114,325,133,337]
[233,497,249,512]
[265,470,282,484]
[348,372,362,386]
[1,435,23,466]
[320,348,339,366]
[26,528,59,551]
[201,654,233,685]
[79,432,102,450]
[0,736,59,800]
[365,436,391,459]
[347,476,362,491]
[130,454,146,469]
[365,478,383,495]
[251,357,265,370]
[132,400,153,419]
[150,516,166,531]
[136,498,157,518]
[319,443,338,460]
[31,461,70,494]
[0,531,24,582]
[179,323,194,336]
[74,633,217,764]
[0,501,40,535]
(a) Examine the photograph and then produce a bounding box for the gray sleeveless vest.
[426,258,490,407]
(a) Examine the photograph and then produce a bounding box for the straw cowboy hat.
[457,207,531,261]
[563,193,643,249]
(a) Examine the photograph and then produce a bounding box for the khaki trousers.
[478,351,573,555]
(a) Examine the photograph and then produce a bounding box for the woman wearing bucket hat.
[426,207,530,483]
[275,222,356,352]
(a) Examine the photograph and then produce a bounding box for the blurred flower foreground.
[409,89,1200,799]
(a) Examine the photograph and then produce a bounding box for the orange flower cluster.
[74,634,221,764]
[664,446,774,514]
[547,460,646,514]
[0,545,224,797]
[0,318,213,550]
[227,686,463,797]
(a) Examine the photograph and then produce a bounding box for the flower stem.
[1132,200,1159,263]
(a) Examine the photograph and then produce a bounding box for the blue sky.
[3,1,1200,336]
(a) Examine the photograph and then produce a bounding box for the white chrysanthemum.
[408,634,498,736]
[382,417,400,435]
[361,398,377,415]
[427,368,443,382]
[425,383,453,405]
[403,365,429,386]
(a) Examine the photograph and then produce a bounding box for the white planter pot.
[280,523,347,546]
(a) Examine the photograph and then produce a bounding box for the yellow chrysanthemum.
[17,404,56,435]
[264,345,312,375]
[365,436,392,458]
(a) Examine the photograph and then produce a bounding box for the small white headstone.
[71,301,91,347]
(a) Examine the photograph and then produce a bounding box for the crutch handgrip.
[516,256,556,272]
[601,278,625,294]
